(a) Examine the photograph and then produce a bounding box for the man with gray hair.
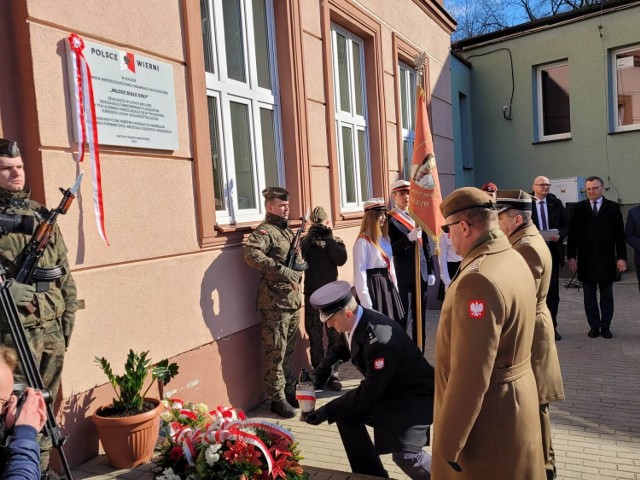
[497,190,565,480]
[432,187,544,479]
[305,280,434,479]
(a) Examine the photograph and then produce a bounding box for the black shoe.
[326,376,342,391]
[271,399,296,418]
[601,328,613,339]
[554,329,562,341]
[588,328,600,338]
[41,469,60,480]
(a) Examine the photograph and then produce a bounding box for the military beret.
[391,179,410,193]
[363,197,387,211]
[310,280,353,323]
[440,187,495,218]
[310,206,328,224]
[262,186,290,201]
[496,189,532,213]
[0,139,20,158]
[480,182,498,193]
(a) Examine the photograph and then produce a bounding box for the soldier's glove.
[6,280,36,307]
[279,265,302,284]
[309,368,330,390]
[305,407,328,426]
[61,313,75,348]
[427,274,436,286]
[407,227,422,242]
[447,461,462,472]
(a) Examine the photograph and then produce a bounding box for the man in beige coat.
[432,187,545,480]
[497,190,565,480]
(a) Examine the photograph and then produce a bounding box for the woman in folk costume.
[353,198,405,322]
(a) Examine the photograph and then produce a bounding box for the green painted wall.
[457,6,640,204]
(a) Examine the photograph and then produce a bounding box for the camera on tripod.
[0,213,35,235]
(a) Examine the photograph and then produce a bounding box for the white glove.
[408,227,422,242]
[427,274,436,286]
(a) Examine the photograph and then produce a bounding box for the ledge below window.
[532,136,572,145]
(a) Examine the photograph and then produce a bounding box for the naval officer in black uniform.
[306,280,434,479]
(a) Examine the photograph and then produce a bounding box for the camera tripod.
[0,266,73,480]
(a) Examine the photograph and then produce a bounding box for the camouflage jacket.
[243,213,303,310]
[0,188,77,327]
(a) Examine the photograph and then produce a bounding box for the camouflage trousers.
[1,317,66,469]
[260,308,300,401]
[304,296,342,370]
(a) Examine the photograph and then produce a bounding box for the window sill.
[609,128,640,135]
[532,136,572,145]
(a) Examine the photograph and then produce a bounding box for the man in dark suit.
[387,180,435,349]
[306,281,434,480]
[567,176,627,339]
[625,205,640,292]
[531,175,569,341]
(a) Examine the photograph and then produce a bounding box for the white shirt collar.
[345,306,363,350]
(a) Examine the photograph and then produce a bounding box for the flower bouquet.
[156,398,309,480]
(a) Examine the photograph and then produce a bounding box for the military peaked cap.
[496,189,532,213]
[440,187,495,218]
[0,139,20,158]
[310,280,353,323]
[391,179,410,193]
[262,186,290,201]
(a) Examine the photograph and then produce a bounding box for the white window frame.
[398,62,417,180]
[201,0,284,225]
[331,24,371,212]
[612,44,640,133]
[536,61,571,142]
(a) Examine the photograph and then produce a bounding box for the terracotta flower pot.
[92,398,163,469]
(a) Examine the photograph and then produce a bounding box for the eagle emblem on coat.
[468,300,486,319]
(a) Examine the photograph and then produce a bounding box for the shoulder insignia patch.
[521,236,531,245]
[468,299,486,319]
[373,357,385,370]
[367,330,378,345]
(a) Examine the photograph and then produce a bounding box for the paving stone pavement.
[73,278,640,480]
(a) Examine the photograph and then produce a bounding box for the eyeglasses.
[535,183,550,187]
[441,220,471,234]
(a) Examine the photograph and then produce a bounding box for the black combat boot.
[285,391,299,408]
[271,399,296,418]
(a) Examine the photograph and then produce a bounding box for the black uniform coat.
[530,192,569,266]
[315,307,434,454]
[567,197,626,284]
[387,209,434,285]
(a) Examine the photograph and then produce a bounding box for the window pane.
[336,33,350,113]
[230,102,256,210]
[409,71,416,130]
[200,0,215,74]
[616,49,640,127]
[252,0,272,89]
[222,0,246,82]
[208,97,225,211]
[400,68,408,128]
[357,130,369,200]
[352,41,363,115]
[403,139,410,180]
[342,126,355,203]
[260,108,278,188]
[541,65,570,136]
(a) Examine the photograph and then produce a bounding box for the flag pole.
[414,52,427,353]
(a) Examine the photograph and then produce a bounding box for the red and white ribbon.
[68,33,109,245]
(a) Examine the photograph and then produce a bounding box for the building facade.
[0,0,455,466]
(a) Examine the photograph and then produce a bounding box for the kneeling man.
[305,280,434,479]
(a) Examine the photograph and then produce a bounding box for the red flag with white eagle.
[408,85,444,254]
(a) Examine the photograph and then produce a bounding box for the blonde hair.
[0,345,17,370]
[358,209,388,246]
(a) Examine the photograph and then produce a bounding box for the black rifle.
[286,207,310,271]
[0,175,82,480]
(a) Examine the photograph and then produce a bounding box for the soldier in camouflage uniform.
[243,187,303,419]
[0,138,77,475]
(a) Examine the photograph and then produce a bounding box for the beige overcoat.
[509,222,565,404]
[432,230,545,480]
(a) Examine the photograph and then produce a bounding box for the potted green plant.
[92,350,179,468]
